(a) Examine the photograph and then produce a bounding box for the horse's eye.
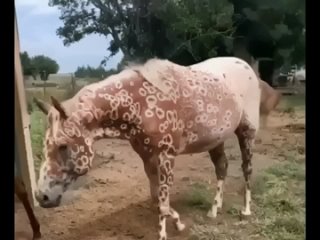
[59,145,67,152]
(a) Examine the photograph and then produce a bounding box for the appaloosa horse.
[34,57,261,240]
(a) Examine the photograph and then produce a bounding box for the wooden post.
[43,81,47,97]
[71,73,75,95]
[15,11,38,207]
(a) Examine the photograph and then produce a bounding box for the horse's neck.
[60,85,90,116]
[73,84,139,142]
[61,98,77,116]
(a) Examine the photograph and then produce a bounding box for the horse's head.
[33,97,94,208]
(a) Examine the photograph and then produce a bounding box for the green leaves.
[49,0,304,67]
[74,65,116,79]
[241,0,305,66]
[31,55,60,76]
[242,8,259,21]
[49,0,236,65]
[224,37,234,54]
[270,24,291,40]
[20,52,59,78]
[20,52,35,76]
[161,0,235,62]
[208,48,217,58]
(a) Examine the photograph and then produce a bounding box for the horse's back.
[191,57,261,130]
[191,57,258,98]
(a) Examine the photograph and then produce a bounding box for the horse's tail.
[259,79,282,116]
[250,58,282,117]
[251,58,260,79]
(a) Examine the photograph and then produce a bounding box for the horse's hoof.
[33,232,41,240]
[176,222,186,231]
[240,210,252,221]
[207,209,218,219]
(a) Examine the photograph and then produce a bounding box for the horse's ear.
[50,96,68,120]
[33,97,50,115]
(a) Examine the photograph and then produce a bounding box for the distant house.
[295,68,306,84]
[272,66,305,88]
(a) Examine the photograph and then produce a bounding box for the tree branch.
[91,0,128,55]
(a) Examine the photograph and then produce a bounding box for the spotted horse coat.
[34,56,261,240]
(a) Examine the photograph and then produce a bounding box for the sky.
[15,0,123,73]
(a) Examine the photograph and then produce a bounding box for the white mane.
[127,58,176,94]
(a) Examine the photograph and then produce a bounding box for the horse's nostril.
[43,194,49,201]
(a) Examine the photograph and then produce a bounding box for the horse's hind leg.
[207,143,228,218]
[235,123,257,216]
[129,140,159,204]
[15,177,41,239]
[142,155,159,204]
[260,114,268,129]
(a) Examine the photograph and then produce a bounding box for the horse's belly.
[178,132,233,154]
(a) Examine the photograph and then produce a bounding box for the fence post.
[15,12,38,207]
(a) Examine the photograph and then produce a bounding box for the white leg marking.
[241,188,252,216]
[170,209,185,231]
[159,215,167,240]
[207,180,224,218]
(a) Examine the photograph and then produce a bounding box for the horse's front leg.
[157,151,185,240]
[129,139,159,203]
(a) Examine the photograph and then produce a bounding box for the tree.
[152,0,235,65]
[50,0,304,69]
[19,52,60,80]
[74,65,117,79]
[234,0,305,67]
[49,0,235,66]
[74,66,87,78]
[31,55,60,80]
[20,51,36,78]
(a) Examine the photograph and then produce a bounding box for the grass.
[26,88,68,103]
[189,225,237,240]
[185,158,305,240]
[185,182,213,211]
[278,94,305,112]
[252,160,305,240]
[30,109,46,176]
[24,76,86,104]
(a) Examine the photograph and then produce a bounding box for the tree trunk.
[233,36,253,65]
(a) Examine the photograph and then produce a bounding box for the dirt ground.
[15,109,305,240]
